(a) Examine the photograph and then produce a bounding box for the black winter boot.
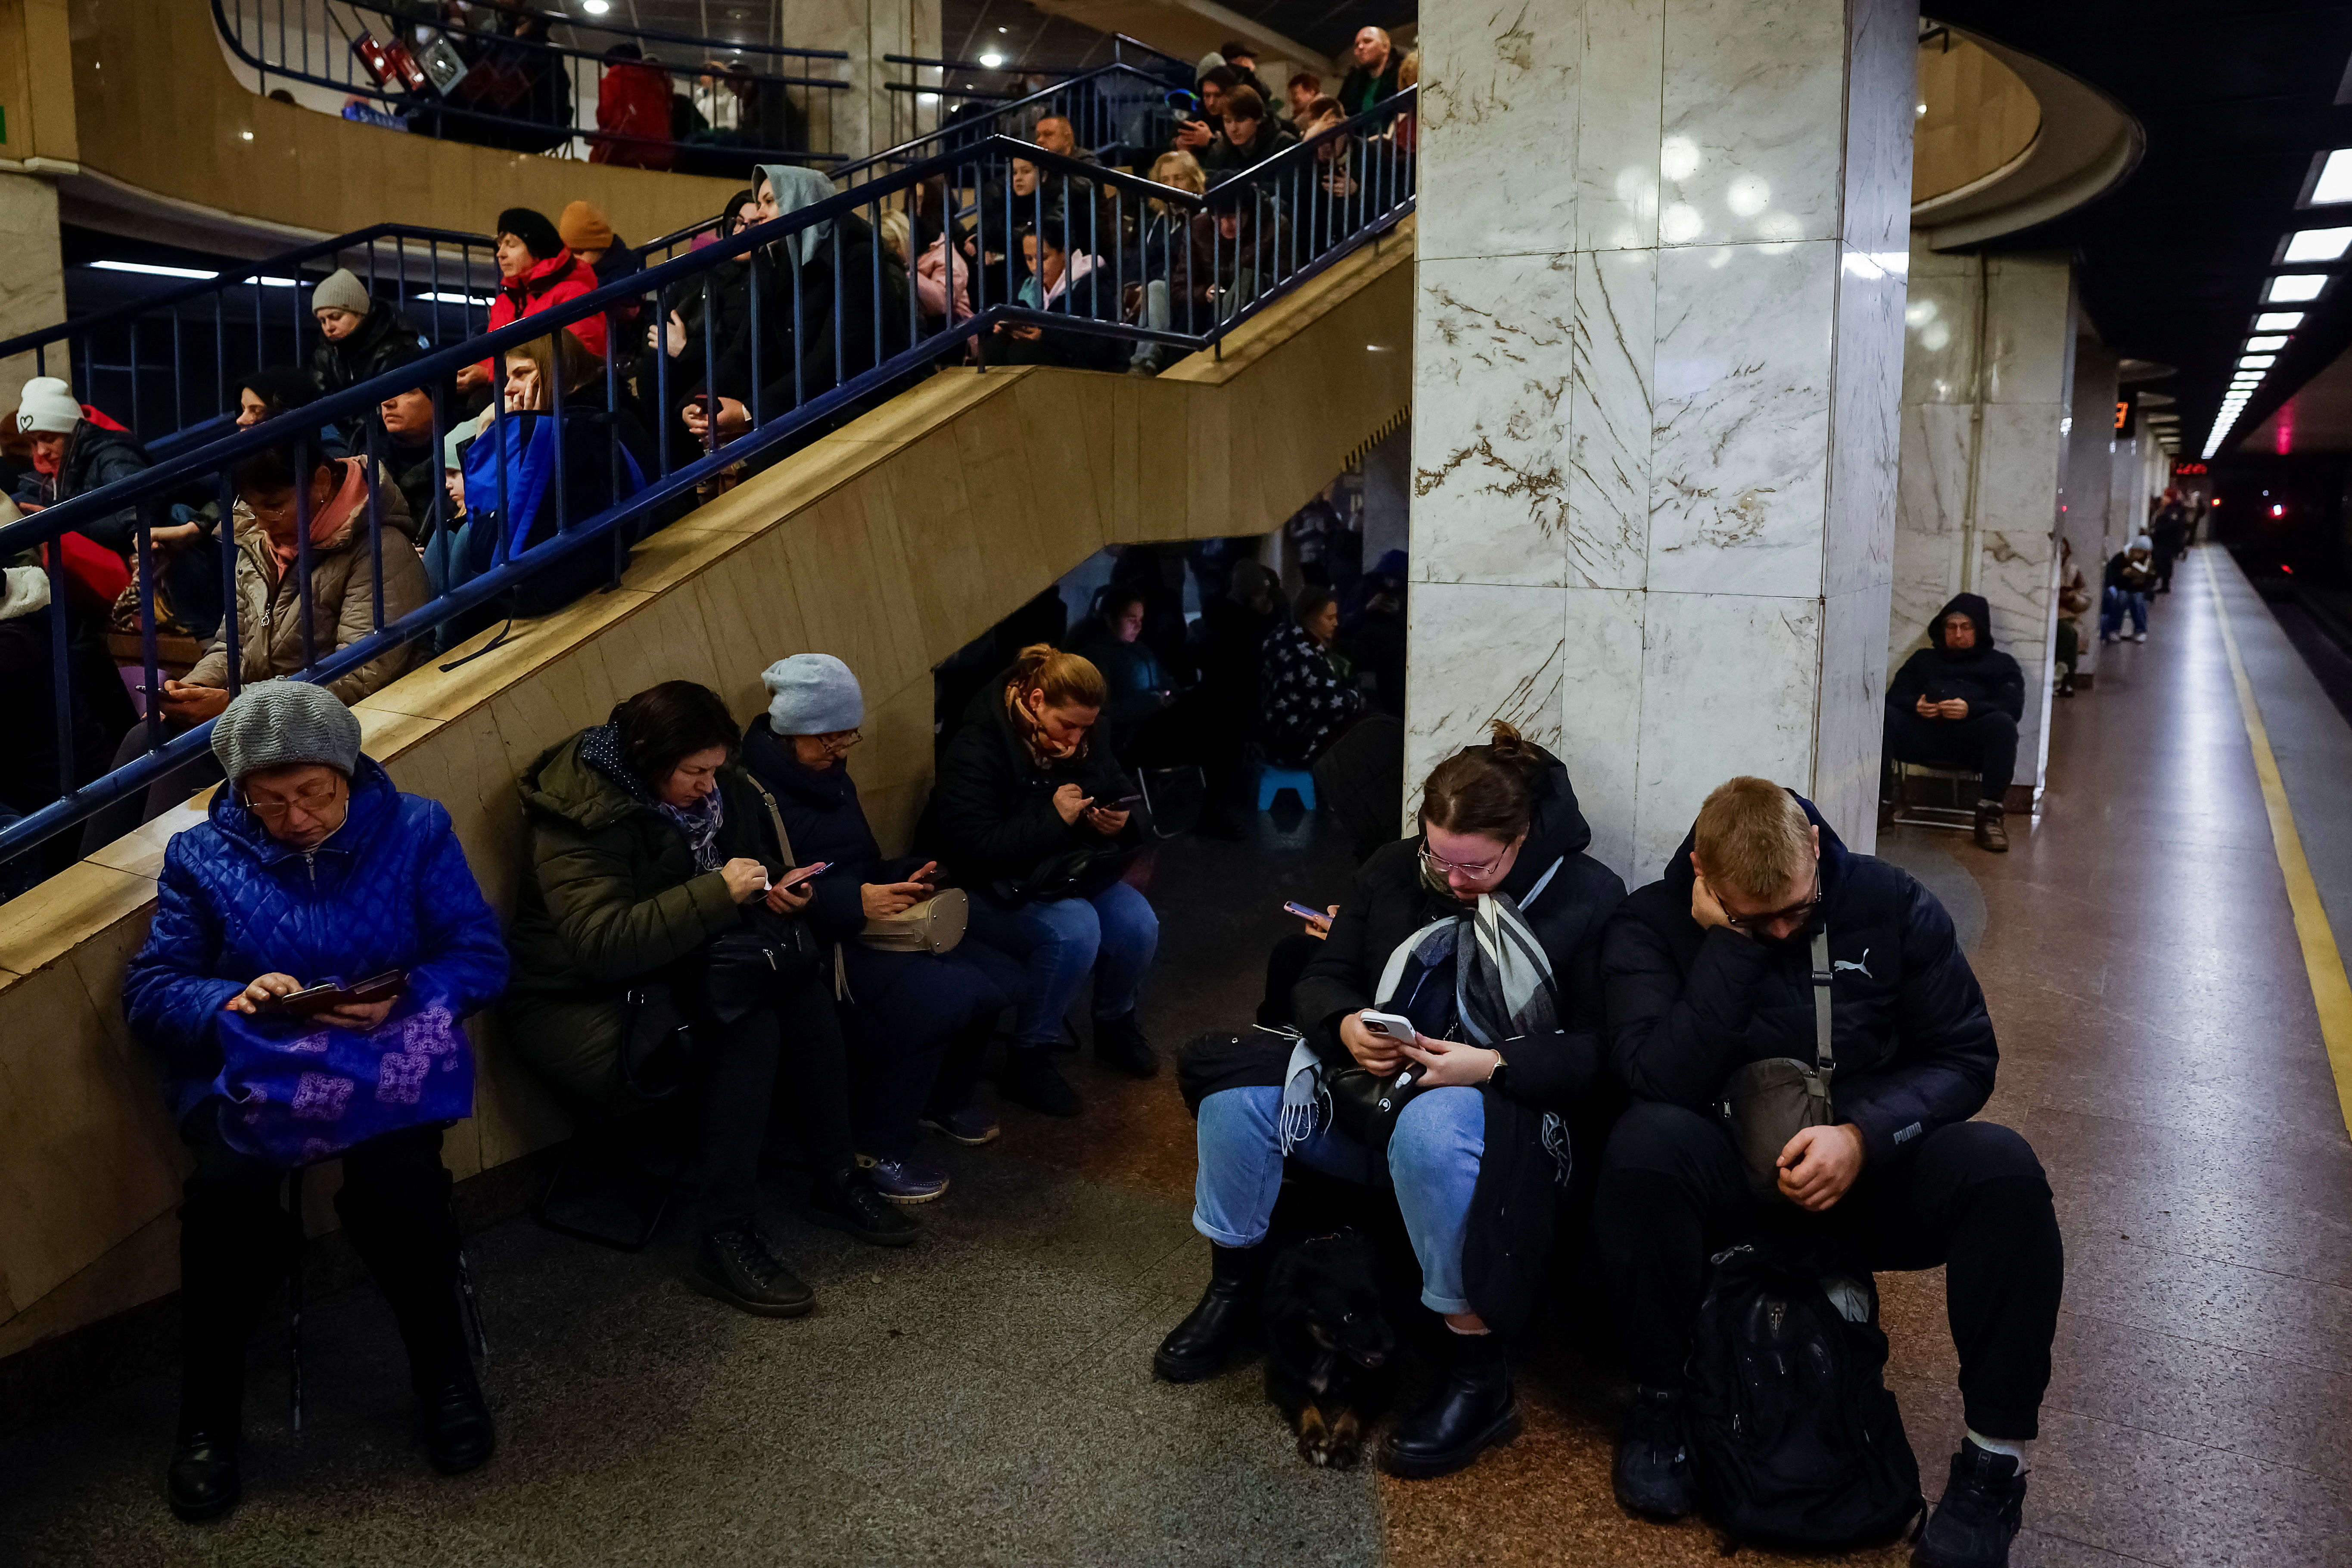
[688,1225,815,1316]
[1381,1330,1521,1478]
[803,1165,921,1247]
[1612,1384,1696,1520]
[1914,1440,2028,1568]
[166,1177,289,1523]
[1092,1011,1158,1078]
[997,1045,1082,1117]
[1153,1242,1265,1382]
[336,1176,495,1476]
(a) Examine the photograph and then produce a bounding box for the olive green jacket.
[500,728,784,1107]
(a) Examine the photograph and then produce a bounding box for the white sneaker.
[2132,632,2147,642]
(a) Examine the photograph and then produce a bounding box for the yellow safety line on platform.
[2206,552,2352,1139]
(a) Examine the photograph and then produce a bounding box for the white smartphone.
[1359,1009,1418,1045]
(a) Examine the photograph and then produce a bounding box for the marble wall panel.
[1557,586,1648,882]
[1899,246,1981,407]
[1822,246,1908,599]
[1891,401,1973,662]
[1574,0,1665,253]
[1984,255,2075,406]
[1648,240,1837,599]
[1817,580,1895,853]
[1658,0,1848,249]
[1566,248,1657,589]
[1417,0,1584,260]
[1839,0,1921,259]
[1631,589,1821,876]
[1412,253,1577,586]
[1403,581,1567,805]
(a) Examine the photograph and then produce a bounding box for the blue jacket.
[124,755,509,1124]
[1601,793,1998,1169]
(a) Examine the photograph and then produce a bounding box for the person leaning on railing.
[78,441,427,852]
[459,208,609,397]
[502,681,920,1318]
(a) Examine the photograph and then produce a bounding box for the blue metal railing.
[0,91,1416,871]
[212,0,851,167]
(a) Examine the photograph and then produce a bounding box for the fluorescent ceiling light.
[414,290,492,305]
[2315,148,2352,205]
[979,50,1005,66]
[2246,334,2290,351]
[248,276,298,288]
[582,0,610,10]
[91,259,216,280]
[2268,274,2329,302]
[2256,311,2306,330]
[2240,354,2278,368]
[2284,227,2352,261]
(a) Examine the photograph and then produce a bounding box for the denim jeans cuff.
[1419,1287,1475,1316]
[1193,1212,1267,1249]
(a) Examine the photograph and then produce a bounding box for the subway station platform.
[3,545,2349,1567]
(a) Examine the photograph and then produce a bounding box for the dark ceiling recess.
[1928,2,2352,461]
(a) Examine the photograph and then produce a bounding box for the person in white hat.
[11,375,151,552]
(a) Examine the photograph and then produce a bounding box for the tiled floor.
[3,546,2349,1565]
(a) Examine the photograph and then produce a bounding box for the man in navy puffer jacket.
[1593,777,2061,1568]
[122,682,506,1524]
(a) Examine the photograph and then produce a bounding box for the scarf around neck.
[581,722,729,871]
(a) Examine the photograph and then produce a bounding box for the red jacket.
[479,250,610,377]
[591,62,675,169]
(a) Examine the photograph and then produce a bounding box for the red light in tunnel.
[2284,564,2296,574]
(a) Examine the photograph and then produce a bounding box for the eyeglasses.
[1721,873,1823,935]
[1417,838,1516,880]
[815,728,862,753]
[246,780,343,821]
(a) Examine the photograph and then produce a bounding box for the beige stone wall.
[0,231,1413,1359]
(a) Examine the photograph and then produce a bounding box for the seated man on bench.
[1595,776,2062,1568]
[1883,593,2024,853]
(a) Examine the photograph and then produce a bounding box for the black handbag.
[678,781,824,1024]
[1716,930,1836,1203]
[989,843,1132,905]
[617,983,695,1101]
[1322,1058,1427,1188]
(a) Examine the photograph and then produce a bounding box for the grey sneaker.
[862,1154,950,1204]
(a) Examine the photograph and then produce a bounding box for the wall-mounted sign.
[2173,460,2208,475]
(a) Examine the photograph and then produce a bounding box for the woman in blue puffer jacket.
[122,681,507,1525]
[738,655,1021,1201]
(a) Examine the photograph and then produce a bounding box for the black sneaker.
[920,1099,1001,1146]
[998,1046,1082,1117]
[686,1225,815,1317]
[1093,1012,1158,1078]
[166,1430,241,1523]
[1612,1385,1696,1520]
[803,1168,921,1248]
[1914,1440,2027,1568]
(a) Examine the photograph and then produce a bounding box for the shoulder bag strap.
[1809,929,1836,1084]
[748,780,796,869]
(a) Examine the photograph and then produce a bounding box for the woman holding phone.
[123,682,509,1521]
[504,681,917,1321]
[739,654,1022,1198]
[918,644,1159,1118]
[1157,722,1625,1480]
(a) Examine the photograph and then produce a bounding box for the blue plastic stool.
[1256,763,1317,812]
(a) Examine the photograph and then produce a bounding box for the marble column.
[0,171,65,417]
[2059,336,2118,682]
[1407,0,1918,880]
[1887,244,2073,808]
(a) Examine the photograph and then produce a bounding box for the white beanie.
[2131,533,2153,552]
[762,653,864,736]
[14,377,82,435]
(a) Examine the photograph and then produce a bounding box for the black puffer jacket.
[916,672,1141,889]
[1291,746,1624,1337]
[1885,591,2023,722]
[310,306,430,401]
[13,422,152,552]
[1601,793,1997,1170]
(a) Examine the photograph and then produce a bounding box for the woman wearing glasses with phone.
[123,682,509,1522]
[1158,721,1625,1480]
[504,681,918,1322]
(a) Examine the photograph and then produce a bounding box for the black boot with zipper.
[1380,1330,1521,1479]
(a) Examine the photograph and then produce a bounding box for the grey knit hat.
[311,268,373,318]
[211,680,364,783]
[761,654,863,735]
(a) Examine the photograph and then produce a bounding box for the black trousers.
[1884,709,2019,801]
[1256,931,1324,1029]
[694,974,856,1232]
[177,1103,461,1431]
[1592,1102,2063,1440]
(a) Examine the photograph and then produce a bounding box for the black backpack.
[1686,1238,1922,1551]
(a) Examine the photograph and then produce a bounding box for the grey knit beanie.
[211,680,364,783]
[311,268,373,318]
[761,654,864,735]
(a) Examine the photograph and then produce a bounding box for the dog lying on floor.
[1263,1229,1396,1467]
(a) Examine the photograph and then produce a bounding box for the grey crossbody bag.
[1716,931,1836,1203]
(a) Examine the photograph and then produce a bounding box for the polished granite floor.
[3,546,2349,1566]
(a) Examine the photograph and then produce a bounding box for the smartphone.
[1282,901,1329,923]
[1359,1009,1418,1045]
[775,861,832,890]
[272,969,406,1019]
[1103,793,1146,809]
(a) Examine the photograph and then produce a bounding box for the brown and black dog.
[1263,1229,1397,1467]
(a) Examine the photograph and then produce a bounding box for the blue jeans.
[964,880,1158,1045]
[1192,1083,1486,1315]
[2100,585,2147,638]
